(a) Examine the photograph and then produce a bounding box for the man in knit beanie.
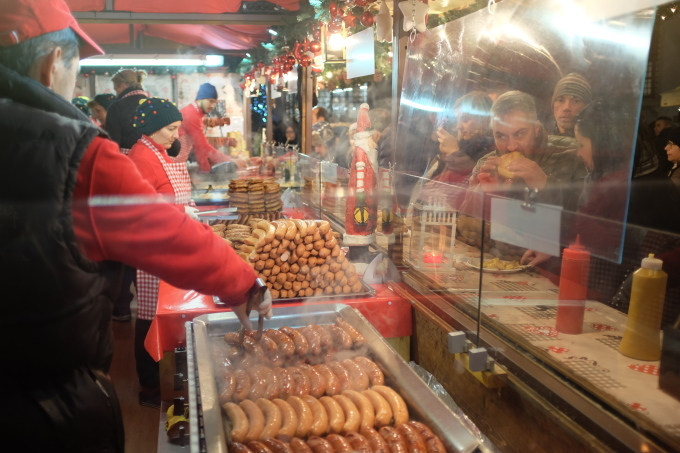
[551,73,592,137]
[178,82,242,171]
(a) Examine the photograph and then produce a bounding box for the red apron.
[136,135,192,320]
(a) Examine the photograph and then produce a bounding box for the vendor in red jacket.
[128,97,201,403]
[0,0,270,450]
[179,83,244,171]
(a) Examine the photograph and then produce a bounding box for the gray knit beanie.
[552,73,592,106]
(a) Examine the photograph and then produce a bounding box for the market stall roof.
[79,23,270,50]
[66,0,300,14]
[66,0,296,50]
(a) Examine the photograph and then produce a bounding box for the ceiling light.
[246,53,252,58]
[268,29,278,36]
[80,54,224,67]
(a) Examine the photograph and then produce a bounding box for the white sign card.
[346,28,375,79]
[489,197,562,257]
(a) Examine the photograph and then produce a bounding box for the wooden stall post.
[266,82,274,142]
[242,88,252,154]
[389,0,407,265]
[300,65,314,155]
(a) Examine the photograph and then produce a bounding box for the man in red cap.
[0,1,271,451]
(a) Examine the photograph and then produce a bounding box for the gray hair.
[0,28,79,77]
[491,90,538,125]
[111,69,147,89]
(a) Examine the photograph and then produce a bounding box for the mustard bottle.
[619,254,668,361]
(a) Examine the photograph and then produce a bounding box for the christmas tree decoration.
[343,13,358,28]
[309,40,322,52]
[329,1,339,15]
[360,11,375,27]
[399,0,429,34]
[375,1,393,42]
[328,16,344,33]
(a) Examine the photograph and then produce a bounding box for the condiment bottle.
[619,254,668,361]
[556,236,590,334]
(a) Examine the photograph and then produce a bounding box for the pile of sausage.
[217,320,447,453]
[236,219,362,299]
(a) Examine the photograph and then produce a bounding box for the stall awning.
[65,0,300,14]
[66,0,296,50]
[79,23,270,50]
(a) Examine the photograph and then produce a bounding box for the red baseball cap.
[0,0,103,59]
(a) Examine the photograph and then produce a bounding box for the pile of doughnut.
[233,218,362,300]
[216,318,447,453]
[229,177,283,213]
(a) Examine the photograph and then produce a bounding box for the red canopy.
[80,23,270,50]
[65,0,299,14]
[66,0,296,50]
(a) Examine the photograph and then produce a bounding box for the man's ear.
[38,46,63,90]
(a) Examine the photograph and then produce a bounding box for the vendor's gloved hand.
[184,205,200,221]
[232,289,273,330]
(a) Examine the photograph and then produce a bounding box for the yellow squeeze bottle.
[619,254,668,361]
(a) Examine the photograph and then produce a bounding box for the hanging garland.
[79,66,208,76]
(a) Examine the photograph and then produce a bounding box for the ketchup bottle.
[556,236,590,334]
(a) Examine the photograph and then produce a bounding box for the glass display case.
[294,0,680,451]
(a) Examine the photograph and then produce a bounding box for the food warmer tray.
[213,281,376,305]
[188,303,480,453]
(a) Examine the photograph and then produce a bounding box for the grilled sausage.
[335,317,366,347]
[313,364,341,396]
[353,357,385,386]
[342,390,375,433]
[289,438,313,453]
[261,438,294,453]
[319,395,345,434]
[332,394,360,433]
[256,398,282,439]
[222,402,248,443]
[345,432,372,453]
[371,385,409,426]
[298,364,326,398]
[306,436,334,453]
[302,395,329,437]
[379,426,408,453]
[247,441,274,453]
[272,398,298,442]
[407,421,447,453]
[341,359,370,391]
[239,400,265,442]
[287,396,312,438]
[359,427,389,453]
[279,326,310,357]
[397,424,428,453]
[326,362,351,392]
[361,389,392,427]
[326,434,353,453]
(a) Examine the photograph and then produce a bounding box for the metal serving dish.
[213,281,376,306]
[189,303,479,453]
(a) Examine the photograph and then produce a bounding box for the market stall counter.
[145,281,412,363]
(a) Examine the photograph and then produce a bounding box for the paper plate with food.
[462,256,530,274]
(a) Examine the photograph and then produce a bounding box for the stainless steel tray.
[190,303,479,453]
[213,281,376,306]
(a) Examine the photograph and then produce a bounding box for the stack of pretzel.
[218,318,447,453]
[234,219,362,299]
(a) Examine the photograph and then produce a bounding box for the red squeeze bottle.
[556,235,591,334]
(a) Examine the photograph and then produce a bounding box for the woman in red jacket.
[127,97,198,407]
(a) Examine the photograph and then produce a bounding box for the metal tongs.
[238,277,267,348]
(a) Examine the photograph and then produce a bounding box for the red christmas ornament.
[343,13,358,28]
[329,1,338,16]
[300,54,313,67]
[286,55,296,66]
[257,62,264,68]
[309,41,322,53]
[360,11,374,27]
[313,28,322,41]
[355,0,367,6]
[239,83,246,89]
[328,17,343,34]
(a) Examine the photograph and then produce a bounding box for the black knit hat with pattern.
[132,97,182,135]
